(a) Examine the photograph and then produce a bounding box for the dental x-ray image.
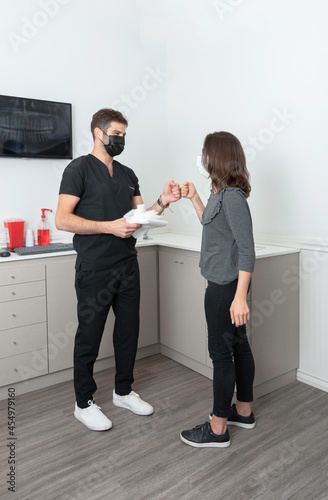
[0,95,72,159]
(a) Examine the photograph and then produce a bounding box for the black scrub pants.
[74,258,140,408]
[205,279,255,418]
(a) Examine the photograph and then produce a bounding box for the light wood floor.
[1,354,328,500]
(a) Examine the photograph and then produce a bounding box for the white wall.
[1,0,326,241]
[160,0,328,239]
[0,0,168,244]
[0,0,327,390]
[158,0,328,391]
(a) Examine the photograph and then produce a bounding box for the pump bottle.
[38,208,52,246]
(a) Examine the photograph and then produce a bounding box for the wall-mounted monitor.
[0,95,72,159]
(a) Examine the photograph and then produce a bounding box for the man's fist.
[162,180,181,205]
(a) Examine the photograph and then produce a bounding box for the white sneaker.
[112,390,154,416]
[74,400,112,431]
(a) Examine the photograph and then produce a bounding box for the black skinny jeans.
[205,279,255,418]
[74,258,140,408]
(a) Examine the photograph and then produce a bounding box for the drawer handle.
[11,292,16,296]
[12,313,17,318]
[14,368,18,372]
[179,262,184,264]
[174,260,179,263]
[11,275,16,279]
[13,341,17,345]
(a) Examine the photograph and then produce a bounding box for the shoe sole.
[209,413,256,429]
[228,421,256,429]
[113,399,154,416]
[180,433,230,448]
[74,411,112,431]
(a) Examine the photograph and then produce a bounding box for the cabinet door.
[250,254,299,387]
[159,248,207,364]
[46,256,78,373]
[138,246,159,348]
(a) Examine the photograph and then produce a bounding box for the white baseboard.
[297,370,328,393]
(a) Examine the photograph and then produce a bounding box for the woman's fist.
[181,182,196,199]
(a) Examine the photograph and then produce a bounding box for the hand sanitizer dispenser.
[38,208,52,246]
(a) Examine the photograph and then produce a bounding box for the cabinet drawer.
[0,264,45,286]
[0,296,46,331]
[0,350,48,386]
[0,281,45,303]
[0,323,47,359]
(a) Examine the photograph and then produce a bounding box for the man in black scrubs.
[56,108,180,431]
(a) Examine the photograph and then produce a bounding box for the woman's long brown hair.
[203,131,251,197]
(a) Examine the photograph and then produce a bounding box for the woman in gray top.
[180,131,256,448]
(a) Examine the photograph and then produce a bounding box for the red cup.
[4,219,25,251]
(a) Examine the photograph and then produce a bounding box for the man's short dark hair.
[90,109,128,139]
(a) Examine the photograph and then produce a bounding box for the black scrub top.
[59,154,141,270]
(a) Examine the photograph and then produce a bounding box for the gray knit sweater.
[199,187,255,285]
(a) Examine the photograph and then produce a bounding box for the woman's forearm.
[235,270,252,299]
[191,193,205,222]
[230,271,252,326]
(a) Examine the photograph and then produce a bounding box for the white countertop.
[136,233,300,259]
[0,232,299,263]
[137,233,203,252]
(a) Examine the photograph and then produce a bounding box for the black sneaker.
[209,404,256,429]
[180,421,230,448]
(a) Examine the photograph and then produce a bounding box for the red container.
[4,219,25,251]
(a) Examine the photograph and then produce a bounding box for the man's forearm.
[56,213,141,239]
[56,213,108,235]
[146,200,165,215]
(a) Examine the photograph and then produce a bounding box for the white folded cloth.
[124,204,168,239]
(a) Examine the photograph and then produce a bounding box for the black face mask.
[101,131,125,157]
